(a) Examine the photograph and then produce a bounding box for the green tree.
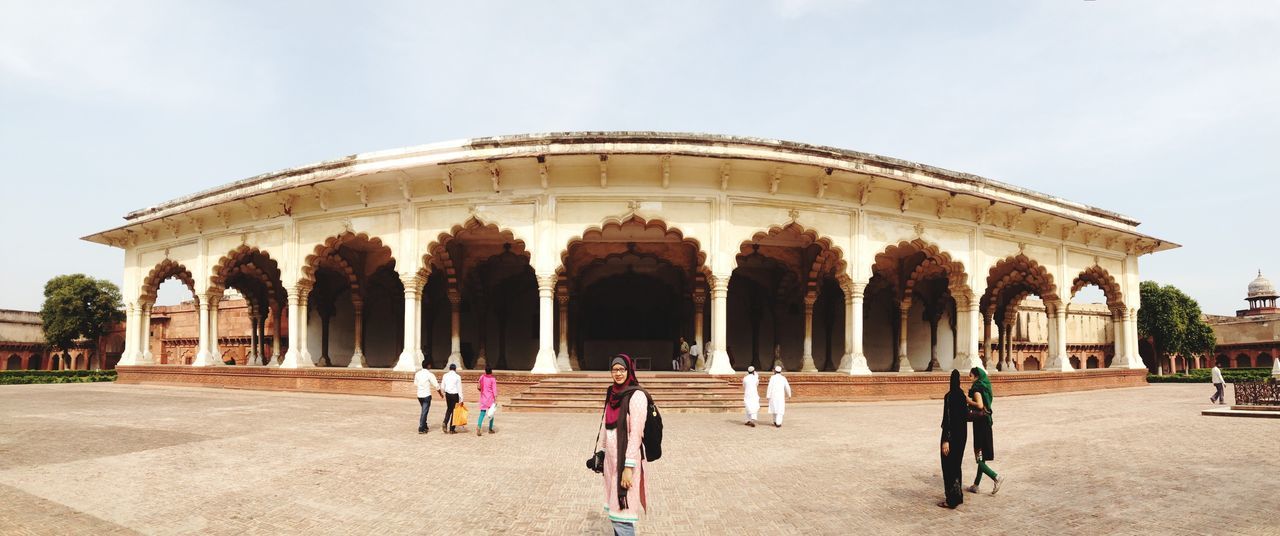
[1137,281,1216,373]
[40,274,125,366]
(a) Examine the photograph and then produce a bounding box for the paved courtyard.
[0,382,1275,535]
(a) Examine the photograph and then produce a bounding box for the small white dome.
[1247,270,1277,299]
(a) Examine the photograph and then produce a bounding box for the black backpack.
[633,389,664,462]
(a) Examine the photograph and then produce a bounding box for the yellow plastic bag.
[452,402,469,427]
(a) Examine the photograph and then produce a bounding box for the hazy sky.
[1,1,1276,314]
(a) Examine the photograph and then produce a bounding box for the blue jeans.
[611,520,635,536]
[417,397,431,432]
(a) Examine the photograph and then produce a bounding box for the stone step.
[1201,407,1280,419]
[505,401,739,414]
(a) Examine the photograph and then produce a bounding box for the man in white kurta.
[766,365,792,428]
[742,366,760,427]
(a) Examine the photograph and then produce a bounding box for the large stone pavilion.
[83,132,1174,383]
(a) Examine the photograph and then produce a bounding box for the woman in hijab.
[938,369,968,508]
[966,367,1005,495]
[742,366,760,427]
[766,365,792,428]
[595,354,649,535]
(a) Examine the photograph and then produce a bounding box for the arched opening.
[1086,355,1099,369]
[1069,355,1081,369]
[302,232,399,368]
[729,223,847,372]
[1023,356,1041,371]
[867,239,970,372]
[26,355,42,370]
[1258,353,1274,368]
[424,219,536,370]
[210,246,288,366]
[1234,353,1250,368]
[979,254,1059,372]
[1069,266,1125,370]
[558,216,707,371]
[140,259,200,364]
[4,355,19,370]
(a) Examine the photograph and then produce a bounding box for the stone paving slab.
[0,383,1275,535]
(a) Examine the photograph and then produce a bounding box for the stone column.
[531,275,558,373]
[896,303,914,372]
[209,295,223,364]
[319,305,333,367]
[247,310,260,365]
[349,304,366,368]
[119,303,140,365]
[693,295,706,371]
[927,309,940,372]
[192,297,216,366]
[556,293,572,371]
[280,287,314,368]
[838,282,871,375]
[800,294,818,372]
[268,302,282,366]
[1046,305,1072,371]
[1002,323,1014,370]
[140,304,155,363]
[708,273,734,374]
[300,294,313,365]
[476,290,489,370]
[394,274,425,372]
[446,293,463,369]
[982,314,993,370]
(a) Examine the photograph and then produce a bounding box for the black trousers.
[443,393,460,431]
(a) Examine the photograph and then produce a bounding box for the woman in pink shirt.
[475,364,498,436]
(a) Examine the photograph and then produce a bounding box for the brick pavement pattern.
[0,383,1275,535]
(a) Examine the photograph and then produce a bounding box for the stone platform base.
[115,366,1147,407]
[1201,404,1280,419]
[770,367,1149,401]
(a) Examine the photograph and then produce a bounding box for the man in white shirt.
[689,341,702,371]
[413,364,440,434]
[1209,363,1226,405]
[440,363,463,433]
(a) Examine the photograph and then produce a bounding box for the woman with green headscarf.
[965,367,1005,495]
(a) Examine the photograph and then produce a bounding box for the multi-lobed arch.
[873,239,973,307]
[140,259,197,306]
[558,215,709,279]
[981,254,1061,321]
[301,231,394,289]
[424,218,530,296]
[740,222,849,298]
[1070,265,1125,315]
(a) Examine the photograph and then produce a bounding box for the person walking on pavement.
[742,365,760,427]
[965,367,1005,495]
[441,363,463,434]
[1210,362,1226,405]
[413,362,440,434]
[476,364,499,436]
[766,365,791,428]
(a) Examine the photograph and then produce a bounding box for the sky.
[1,1,1276,315]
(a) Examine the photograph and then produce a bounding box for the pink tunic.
[596,390,648,524]
[478,374,497,410]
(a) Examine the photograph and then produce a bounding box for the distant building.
[1204,271,1280,373]
[0,309,124,370]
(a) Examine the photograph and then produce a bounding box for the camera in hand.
[586,450,605,473]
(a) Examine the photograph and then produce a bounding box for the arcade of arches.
[108,217,1146,376]
[85,133,1171,376]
